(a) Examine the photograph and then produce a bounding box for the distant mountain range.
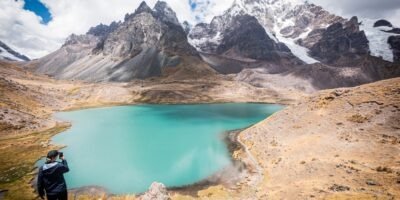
[22,0,400,91]
[0,41,30,62]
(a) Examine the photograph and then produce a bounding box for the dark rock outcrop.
[216,14,292,61]
[374,19,393,28]
[383,28,400,34]
[388,36,400,63]
[310,17,369,64]
[87,22,120,38]
[182,21,191,35]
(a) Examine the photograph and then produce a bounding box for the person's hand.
[59,152,64,160]
[39,195,44,199]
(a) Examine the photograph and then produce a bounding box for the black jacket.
[37,159,69,197]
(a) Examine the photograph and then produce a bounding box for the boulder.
[140,182,170,200]
[373,19,393,28]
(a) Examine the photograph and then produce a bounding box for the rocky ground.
[221,77,400,199]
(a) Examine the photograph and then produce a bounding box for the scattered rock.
[141,182,170,200]
[366,179,378,186]
[376,166,393,173]
[347,114,369,123]
[329,184,350,192]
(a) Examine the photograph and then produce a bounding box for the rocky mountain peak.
[33,0,202,82]
[123,1,180,26]
[153,1,180,25]
[135,1,152,15]
[345,16,361,33]
[124,1,152,21]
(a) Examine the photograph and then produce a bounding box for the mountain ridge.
[22,0,400,93]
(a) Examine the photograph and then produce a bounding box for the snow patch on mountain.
[273,17,318,64]
[360,19,397,62]
[188,32,222,52]
[276,34,319,64]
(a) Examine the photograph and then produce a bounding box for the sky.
[1,0,399,59]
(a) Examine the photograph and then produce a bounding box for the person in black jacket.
[37,150,69,200]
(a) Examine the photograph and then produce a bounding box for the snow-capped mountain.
[189,4,299,61]
[28,1,213,82]
[189,0,345,64]
[188,0,399,64]
[0,41,30,62]
[187,0,399,92]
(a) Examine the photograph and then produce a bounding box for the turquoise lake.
[50,103,283,194]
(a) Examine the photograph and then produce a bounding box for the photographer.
[37,150,69,200]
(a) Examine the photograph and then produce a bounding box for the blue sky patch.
[189,0,197,10]
[23,0,52,24]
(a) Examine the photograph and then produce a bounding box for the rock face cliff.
[309,17,370,64]
[214,14,294,62]
[29,1,212,82]
[389,36,400,63]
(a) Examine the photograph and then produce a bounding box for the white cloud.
[309,0,400,25]
[0,0,399,59]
